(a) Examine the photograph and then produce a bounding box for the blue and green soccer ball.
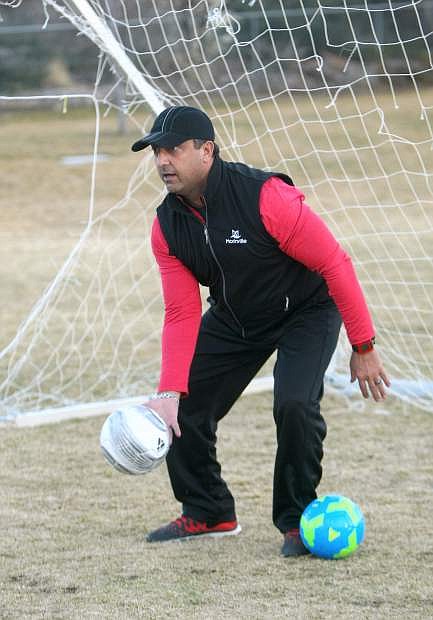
[300,494,365,559]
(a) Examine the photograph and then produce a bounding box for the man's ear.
[202,140,215,162]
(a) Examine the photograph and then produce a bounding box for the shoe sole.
[198,524,242,539]
[281,547,311,558]
[147,524,242,543]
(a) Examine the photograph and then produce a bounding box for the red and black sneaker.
[281,528,310,557]
[146,515,241,542]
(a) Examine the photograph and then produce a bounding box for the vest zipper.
[202,197,246,339]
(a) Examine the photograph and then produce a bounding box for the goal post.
[1,0,433,425]
[48,0,166,115]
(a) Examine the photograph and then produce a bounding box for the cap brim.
[131,132,191,152]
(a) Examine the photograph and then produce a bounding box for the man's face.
[152,139,210,198]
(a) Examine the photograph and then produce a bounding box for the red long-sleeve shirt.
[151,176,375,394]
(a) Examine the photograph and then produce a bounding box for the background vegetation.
[1,0,432,95]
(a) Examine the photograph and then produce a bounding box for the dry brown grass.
[0,92,432,617]
[1,90,433,413]
[0,392,432,619]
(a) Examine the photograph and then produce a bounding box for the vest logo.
[226,229,247,244]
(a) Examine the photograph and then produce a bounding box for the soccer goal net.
[1,0,432,424]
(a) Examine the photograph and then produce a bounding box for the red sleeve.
[259,176,375,345]
[151,217,202,394]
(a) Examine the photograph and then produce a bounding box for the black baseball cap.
[131,106,215,152]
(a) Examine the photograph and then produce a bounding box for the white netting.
[1,0,433,421]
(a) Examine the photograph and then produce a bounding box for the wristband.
[149,391,180,402]
[352,337,375,354]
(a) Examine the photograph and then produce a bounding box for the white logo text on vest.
[226,230,247,244]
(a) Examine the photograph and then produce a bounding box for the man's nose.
[155,148,170,166]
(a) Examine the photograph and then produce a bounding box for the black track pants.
[165,300,342,532]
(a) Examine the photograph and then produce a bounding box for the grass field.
[1,393,432,618]
[1,88,433,412]
[1,89,432,617]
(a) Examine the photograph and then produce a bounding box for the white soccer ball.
[100,404,170,475]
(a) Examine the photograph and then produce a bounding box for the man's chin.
[165,182,182,194]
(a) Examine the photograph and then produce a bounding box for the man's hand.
[350,349,391,401]
[144,392,181,442]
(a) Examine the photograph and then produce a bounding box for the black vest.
[157,156,328,336]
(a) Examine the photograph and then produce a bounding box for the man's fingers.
[382,372,391,388]
[370,381,383,402]
[350,350,390,402]
[358,378,369,399]
[144,397,181,439]
[161,421,181,444]
[358,374,390,401]
[378,374,389,399]
[368,376,387,401]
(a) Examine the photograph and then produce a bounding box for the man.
[131,106,390,557]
